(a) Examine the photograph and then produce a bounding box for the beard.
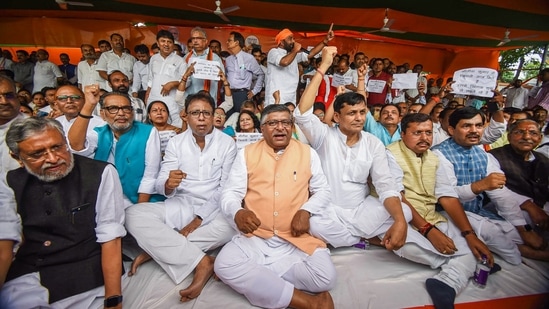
[24,152,75,182]
[108,119,132,133]
[283,42,294,52]
[113,85,129,94]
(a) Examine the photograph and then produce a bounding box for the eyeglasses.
[510,129,540,137]
[0,92,16,100]
[191,37,206,41]
[103,105,134,114]
[262,119,293,128]
[409,130,433,136]
[188,110,213,118]
[214,112,226,118]
[57,95,82,102]
[19,144,69,162]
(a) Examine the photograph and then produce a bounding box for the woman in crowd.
[235,109,261,133]
[146,100,182,156]
[214,107,235,137]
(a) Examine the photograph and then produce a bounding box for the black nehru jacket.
[5,154,110,303]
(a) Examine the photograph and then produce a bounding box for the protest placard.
[392,73,418,90]
[190,58,221,81]
[451,68,498,97]
[236,132,263,151]
[366,79,387,93]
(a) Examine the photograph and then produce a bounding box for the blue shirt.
[362,111,401,146]
[225,50,264,95]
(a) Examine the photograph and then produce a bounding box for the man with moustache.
[54,85,104,133]
[489,119,549,260]
[215,104,336,309]
[12,50,34,92]
[265,28,334,106]
[96,33,136,91]
[182,27,224,101]
[125,92,237,302]
[108,71,146,123]
[363,103,402,146]
[366,58,392,106]
[131,44,150,101]
[78,44,105,90]
[432,107,531,265]
[68,85,163,208]
[146,30,187,127]
[0,75,25,173]
[386,113,493,308]
[0,117,126,309]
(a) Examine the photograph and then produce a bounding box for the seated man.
[295,47,409,251]
[68,85,163,207]
[432,107,532,264]
[125,92,237,302]
[54,84,105,133]
[0,117,125,309]
[386,113,493,308]
[489,119,549,260]
[215,104,336,309]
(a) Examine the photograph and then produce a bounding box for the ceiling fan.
[366,8,406,34]
[55,0,94,10]
[188,1,240,23]
[483,29,538,46]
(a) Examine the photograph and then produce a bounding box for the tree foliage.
[499,45,547,83]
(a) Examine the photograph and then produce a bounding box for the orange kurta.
[244,139,326,255]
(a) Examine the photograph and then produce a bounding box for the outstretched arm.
[298,46,338,114]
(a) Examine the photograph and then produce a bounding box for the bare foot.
[129,251,152,276]
[289,289,334,309]
[179,255,215,302]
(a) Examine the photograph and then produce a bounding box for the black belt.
[231,88,249,92]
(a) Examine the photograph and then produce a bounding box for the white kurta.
[265,48,308,106]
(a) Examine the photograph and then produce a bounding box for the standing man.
[183,27,224,100]
[12,50,34,92]
[96,33,136,91]
[528,68,549,110]
[32,49,63,94]
[265,28,334,106]
[146,30,187,127]
[0,117,125,309]
[77,44,104,90]
[225,31,265,115]
[334,58,357,93]
[131,44,151,101]
[215,104,336,309]
[68,85,162,208]
[366,58,391,106]
[502,79,529,109]
[0,75,24,174]
[58,53,78,85]
[125,92,237,302]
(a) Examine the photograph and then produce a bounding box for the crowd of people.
[0,26,548,309]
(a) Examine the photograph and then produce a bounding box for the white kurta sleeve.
[94,165,127,243]
[138,128,162,195]
[300,148,331,215]
[220,148,249,231]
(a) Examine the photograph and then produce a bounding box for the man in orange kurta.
[215,104,336,309]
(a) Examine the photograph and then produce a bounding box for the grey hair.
[191,26,207,39]
[260,104,293,125]
[6,117,65,156]
[508,118,541,133]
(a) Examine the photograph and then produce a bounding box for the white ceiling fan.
[188,1,240,23]
[483,29,538,46]
[55,0,94,10]
[366,8,406,34]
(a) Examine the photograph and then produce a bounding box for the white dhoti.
[125,202,235,284]
[214,235,336,309]
[310,195,412,247]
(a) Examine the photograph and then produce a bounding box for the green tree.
[499,45,547,83]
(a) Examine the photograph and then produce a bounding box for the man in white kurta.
[125,92,237,302]
[0,76,25,174]
[215,104,336,309]
[96,33,136,91]
[146,30,187,127]
[32,49,63,93]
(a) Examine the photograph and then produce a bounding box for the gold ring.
[442,250,447,254]
[500,185,504,189]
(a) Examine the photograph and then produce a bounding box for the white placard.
[392,73,418,90]
[332,74,353,87]
[236,132,263,151]
[452,68,498,98]
[366,79,387,93]
[190,58,220,81]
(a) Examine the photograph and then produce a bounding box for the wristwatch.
[104,295,123,307]
[524,224,533,231]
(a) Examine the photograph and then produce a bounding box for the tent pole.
[538,44,549,86]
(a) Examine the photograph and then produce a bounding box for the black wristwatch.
[104,295,123,307]
[524,224,533,231]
